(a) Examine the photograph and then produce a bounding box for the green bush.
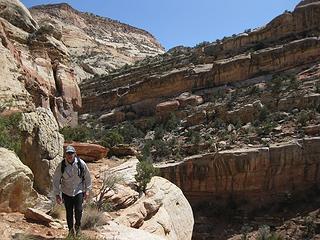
[60,125,93,142]
[154,125,165,140]
[315,81,320,93]
[0,113,22,155]
[297,110,311,126]
[117,122,144,143]
[153,139,171,158]
[259,107,269,122]
[268,75,284,94]
[257,225,283,240]
[101,129,124,148]
[135,159,158,192]
[164,113,180,131]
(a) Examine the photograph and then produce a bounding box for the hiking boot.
[75,225,81,236]
[67,228,75,238]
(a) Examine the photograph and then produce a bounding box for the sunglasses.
[66,152,75,155]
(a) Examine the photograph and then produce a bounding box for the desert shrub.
[0,113,22,155]
[185,129,201,144]
[117,122,144,143]
[297,110,311,126]
[153,139,171,157]
[211,88,226,102]
[81,205,105,230]
[315,81,320,93]
[256,122,276,136]
[94,172,123,211]
[288,75,299,90]
[154,125,165,140]
[259,106,269,122]
[135,159,158,193]
[212,117,226,129]
[257,225,283,240]
[49,204,65,219]
[246,85,260,96]
[164,113,180,131]
[241,224,253,240]
[302,216,316,239]
[195,41,210,48]
[101,129,124,148]
[60,125,93,142]
[268,75,284,94]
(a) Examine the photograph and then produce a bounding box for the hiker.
[52,145,92,237]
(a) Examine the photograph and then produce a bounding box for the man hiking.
[53,145,92,237]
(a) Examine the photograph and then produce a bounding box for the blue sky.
[21,0,301,50]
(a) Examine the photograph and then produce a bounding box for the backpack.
[61,156,85,182]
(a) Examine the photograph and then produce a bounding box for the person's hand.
[83,192,89,201]
[56,195,62,205]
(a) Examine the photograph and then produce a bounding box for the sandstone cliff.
[30,3,165,81]
[0,0,81,127]
[79,0,320,120]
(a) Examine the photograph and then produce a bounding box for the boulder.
[114,177,194,240]
[155,100,180,118]
[24,208,53,226]
[110,144,138,157]
[104,184,139,209]
[0,148,37,212]
[107,159,194,240]
[64,142,108,162]
[98,111,125,125]
[19,108,64,195]
[176,92,204,108]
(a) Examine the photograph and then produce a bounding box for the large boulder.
[115,177,194,240]
[19,108,64,195]
[107,158,194,240]
[63,142,108,162]
[0,0,38,33]
[0,148,37,212]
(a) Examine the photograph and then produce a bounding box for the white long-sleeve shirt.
[52,157,92,197]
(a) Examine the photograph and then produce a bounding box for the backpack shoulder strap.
[76,157,85,182]
[61,159,66,174]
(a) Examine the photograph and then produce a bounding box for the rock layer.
[30,3,165,81]
[160,137,320,209]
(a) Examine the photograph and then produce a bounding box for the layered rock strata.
[30,3,165,81]
[159,137,320,209]
[81,37,320,118]
[0,0,81,127]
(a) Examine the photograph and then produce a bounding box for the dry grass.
[81,205,105,230]
[49,204,65,220]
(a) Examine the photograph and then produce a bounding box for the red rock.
[176,92,204,108]
[155,100,180,118]
[64,142,108,162]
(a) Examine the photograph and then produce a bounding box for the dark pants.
[62,192,84,231]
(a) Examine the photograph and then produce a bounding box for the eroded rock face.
[160,137,320,209]
[0,148,37,212]
[80,1,320,125]
[0,0,81,127]
[29,3,165,81]
[19,108,63,195]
